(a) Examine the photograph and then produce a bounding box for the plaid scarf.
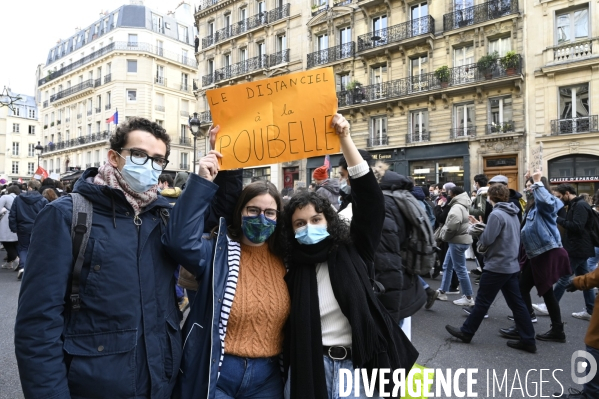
[93,163,157,216]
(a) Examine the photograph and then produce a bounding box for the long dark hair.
[524,176,550,216]
[228,180,282,253]
[282,191,350,253]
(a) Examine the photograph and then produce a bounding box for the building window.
[128,34,138,46]
[369,116,388,146]
[181,73,189,90]
[181,152,189,169]
[28,163,35,175]
[410,157,465,187]
[409,110,429,142]
[28,143,35,157]
[370,64,387,99]
[556,83,590,133]
[12,162,19,175]
[127,89,137,101]
[127,60,137,73]
[454,103,475,136]
[488,36,511,57]
[410,55,429,91]
[489,97,513,132]
[178,24,189,42]
[372,15,388,44]
[336,74,350,91]
[556,7,589,45]
[12,123,20,133]
[12,142,19,156]
[13,107,20,116]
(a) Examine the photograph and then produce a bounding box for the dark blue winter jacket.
[15,169,180,399]
[9,190,48,241]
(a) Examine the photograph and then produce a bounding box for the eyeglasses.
[119,148,169,171]
[246,206,278,220]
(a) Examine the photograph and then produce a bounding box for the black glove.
[566,282,578,292]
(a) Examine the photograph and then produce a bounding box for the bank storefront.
[305,142,471,192]
[548,154,599,194]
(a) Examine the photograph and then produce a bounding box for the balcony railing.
[406,131,431,143]
[312,4,328,17]
[357,16,435,52]
[104,73,112,84]
[42,131,111,153]
[270,49,290,66]
[202,73,214,86]
[450,127,477,139]
[200,110,212,122]
[334,0,353,5]
[201,4,290,49]
[95,107,101,113]
[553,39,593,62]
[179,137,191,146]
[105,103,111,110]
[180,163,189,169]
[485,121,515,134]
[155,105,165,112]
[367,135,389,147]
[155,76,167,85]
[551,115,599,135]
[337,55,522,107]
[39,41,196,86]
[307,42,355,68]
[444,0,518,31]
[94,78,102,87]
[198,0,218,10]
[87,110,93,116]
[180,84,190,92]
[50,79,94,102]
[65,117,70,123]
[43,100,48,108]
[214,55,269,83]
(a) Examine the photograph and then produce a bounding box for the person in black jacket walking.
[8,179,48,280]
[553,184,596,321]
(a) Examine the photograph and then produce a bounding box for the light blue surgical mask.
[294,224,330,245]
[119,155,161,193]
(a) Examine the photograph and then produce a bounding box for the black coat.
[557,196,595,259]
[374,171,426,322]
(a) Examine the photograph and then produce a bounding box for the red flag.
[35,166,49,179]
[18,178,23,184]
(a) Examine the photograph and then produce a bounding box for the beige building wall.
[196,0,526,191]
[37,5,197,176]
[0,91,42,182]
[523,0,599,194]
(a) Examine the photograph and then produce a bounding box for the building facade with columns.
[524,0,599,195]
[196,0,526,192]
[36,3,197,177]
[0,89,42,182]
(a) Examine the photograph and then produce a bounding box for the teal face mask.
[242,215,276,244]
[120,156,161,193]
[294,224,330,245]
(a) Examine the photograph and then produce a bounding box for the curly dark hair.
[281,191,350,250]
[488,184,509,203]
[228,180,282,254]
[109,117,171,159]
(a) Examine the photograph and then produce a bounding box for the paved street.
[0,256,591,398]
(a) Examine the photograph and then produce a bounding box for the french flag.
[323,154,331,172]
[106,110,118,125]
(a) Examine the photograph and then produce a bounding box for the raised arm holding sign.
[207,67,340,170]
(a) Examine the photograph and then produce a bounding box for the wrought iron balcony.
[202,35,215,49]
[180,163,189,169]
[94,78,102,87]
[269,3,290,22]
[104,74,111,84]
[42,131,111,153]
[312,4,328,16]
[50,79,94,102]
[406,131,431,143]
[198,0,218,10]
[155,105,165,112]
[155,76,167,85]
[337,54,522,108]
[105,103,111,110]
[551,115,598,135]
[179,137,192,146]
[367,135,389,147]
[214,55,269,83]
[95,107,101,114]
[485,121,515,134]
[87,110,93,116]
[202,73,214,86]
[450,127,477,139]
[357,16,435,52]
[307,42,355,68]
[443,0,518,31]
[270,49,290,66]
[553,39,593,62]
[200,110,212,122]
[65,117,70,122]
[334,0,353,5]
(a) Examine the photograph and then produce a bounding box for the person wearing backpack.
[552,184,597,321]
[445,184,537,353]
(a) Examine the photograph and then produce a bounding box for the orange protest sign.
[207,67,340,170]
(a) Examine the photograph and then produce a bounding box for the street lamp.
[34,141,44,168]
[188,112,203,173]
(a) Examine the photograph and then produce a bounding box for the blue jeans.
[215,354,283,399]
[418,276,429,290]
[554,257,594,315]
[461,271,536,345]
[440,243,473,296]
[16,242,29,270]
[284,356,380,399]
[582,345,599,398]
[588,247,599,272]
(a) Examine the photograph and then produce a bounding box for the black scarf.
[284,238,419,399]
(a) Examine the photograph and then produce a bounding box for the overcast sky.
[0,0,185,97]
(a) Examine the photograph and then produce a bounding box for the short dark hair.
[228,180,282,254]
[555,184,577,196]
[473,174,488,187]
[159,174,174,187]
[448,186,465,197]
[109,117,171,159]
[338,149,374,170]
[488,184,509,203]
[7,185,20,195]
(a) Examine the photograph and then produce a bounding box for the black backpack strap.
[69,193,93,311]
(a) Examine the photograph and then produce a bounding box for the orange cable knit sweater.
[224,243,290,358]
